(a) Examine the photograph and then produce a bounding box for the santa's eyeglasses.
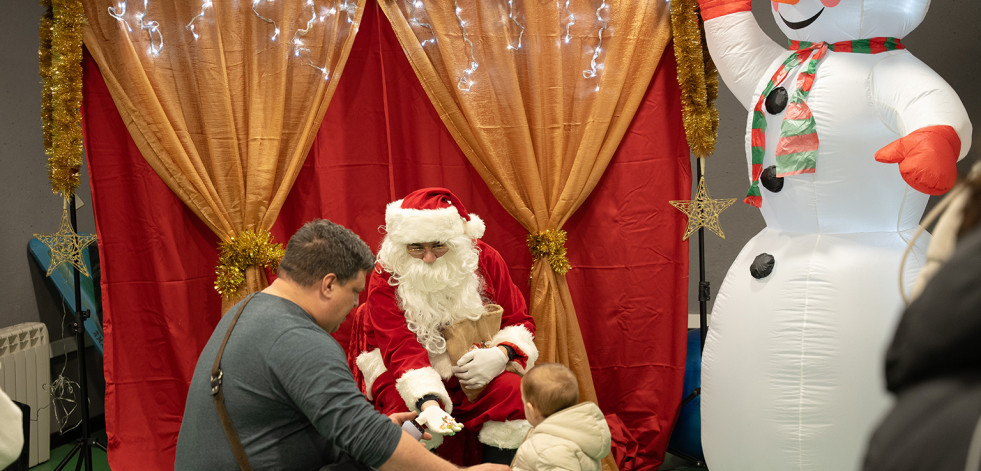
[406,242,449,258]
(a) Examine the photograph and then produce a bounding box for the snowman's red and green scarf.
[744,37,904,207]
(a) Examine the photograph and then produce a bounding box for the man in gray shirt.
[176,219,510,470]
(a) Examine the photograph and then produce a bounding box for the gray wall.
[2,1,97,332]
[1,0,104,430]
[688,1,981,319]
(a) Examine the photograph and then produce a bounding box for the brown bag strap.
[211,293,258,471]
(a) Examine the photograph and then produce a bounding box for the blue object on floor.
[668,328,704,463]
[28,237,104,354]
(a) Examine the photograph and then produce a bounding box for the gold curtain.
[81,0,365,310]
[379,0,671,438]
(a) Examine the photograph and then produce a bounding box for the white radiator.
[0,322,51,466]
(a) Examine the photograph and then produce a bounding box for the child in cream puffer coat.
[511,363,611,471]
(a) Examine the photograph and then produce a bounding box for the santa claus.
[352,187,538,465]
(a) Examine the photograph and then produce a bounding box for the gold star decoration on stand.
[669,176,737,240]
[34,204,97,277]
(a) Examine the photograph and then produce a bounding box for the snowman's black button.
[765,87,788,114]
[761,165,784,193]
[750,253,775,279]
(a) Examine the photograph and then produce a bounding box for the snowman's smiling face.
[773,0,840,30]
[770,0,930,43]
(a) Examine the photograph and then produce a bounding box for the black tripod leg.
[92,439,108,452]
[668,448,706,468]
[55,439,104,471]
[55,196,104,471]
[80,444,91,471]
[54,441,82,470]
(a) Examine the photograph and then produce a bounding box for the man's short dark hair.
[277,219,375,287]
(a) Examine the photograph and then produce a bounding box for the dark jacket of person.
[864,224,981,471]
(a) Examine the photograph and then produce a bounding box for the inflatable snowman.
[696,1,972,470]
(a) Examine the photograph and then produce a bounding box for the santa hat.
[384,188,485,244]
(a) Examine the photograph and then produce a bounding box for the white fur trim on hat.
[491,325,538,375]
[395,367,453,414]
[463,213,485,239]
[478,419,531,449]
[355,349,387,401]
[385,200,485,244]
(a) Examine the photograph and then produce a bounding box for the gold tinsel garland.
[41,0,86,198]
[39,0,53,153]
[670,0,720,158]
[215,229,286,298]
[527,229,572,276]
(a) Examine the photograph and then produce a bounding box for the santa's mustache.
[379,236,480,292]
[377,237,486,353]
[393,256,469,293]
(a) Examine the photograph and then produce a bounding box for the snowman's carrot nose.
[773,0,800,4]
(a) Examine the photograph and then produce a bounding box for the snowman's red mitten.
[874,125,960,195]
[697,0,752,21]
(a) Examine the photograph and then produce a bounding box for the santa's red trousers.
[371,370,525,465]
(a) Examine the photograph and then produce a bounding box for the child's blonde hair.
[521,363,579,417]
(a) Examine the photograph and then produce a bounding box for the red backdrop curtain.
[81,2,690,469]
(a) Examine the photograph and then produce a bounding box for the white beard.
[377,235,486,354]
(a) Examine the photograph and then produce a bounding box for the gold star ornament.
[34,204,97,277]
[669,176,737,240]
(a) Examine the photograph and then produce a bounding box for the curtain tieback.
[527,229,571,276]
[215,228,285,297]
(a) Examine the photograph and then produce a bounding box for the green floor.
[29,430,110,471]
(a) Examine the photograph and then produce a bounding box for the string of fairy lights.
[408,1,437,46]
[505,0,525,51]
[583,0,608,85]
[185,0,211,39]
[293,1,327,79]
[109,0,359,79]
[562,0,576,44]
[108,0,164,55]
[251,0,282,41]
[452,1,479,91]
[407,1,437,46]
[430,0,611,91]
[105,0,613,92]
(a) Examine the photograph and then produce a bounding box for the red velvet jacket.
[353,240,537,412]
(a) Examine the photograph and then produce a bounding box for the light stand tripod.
[666,158,710,468]
[54,195,107,471]
[695,160,710,353]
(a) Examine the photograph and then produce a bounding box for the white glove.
[416,404,463,435]
[452,346,508,390]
